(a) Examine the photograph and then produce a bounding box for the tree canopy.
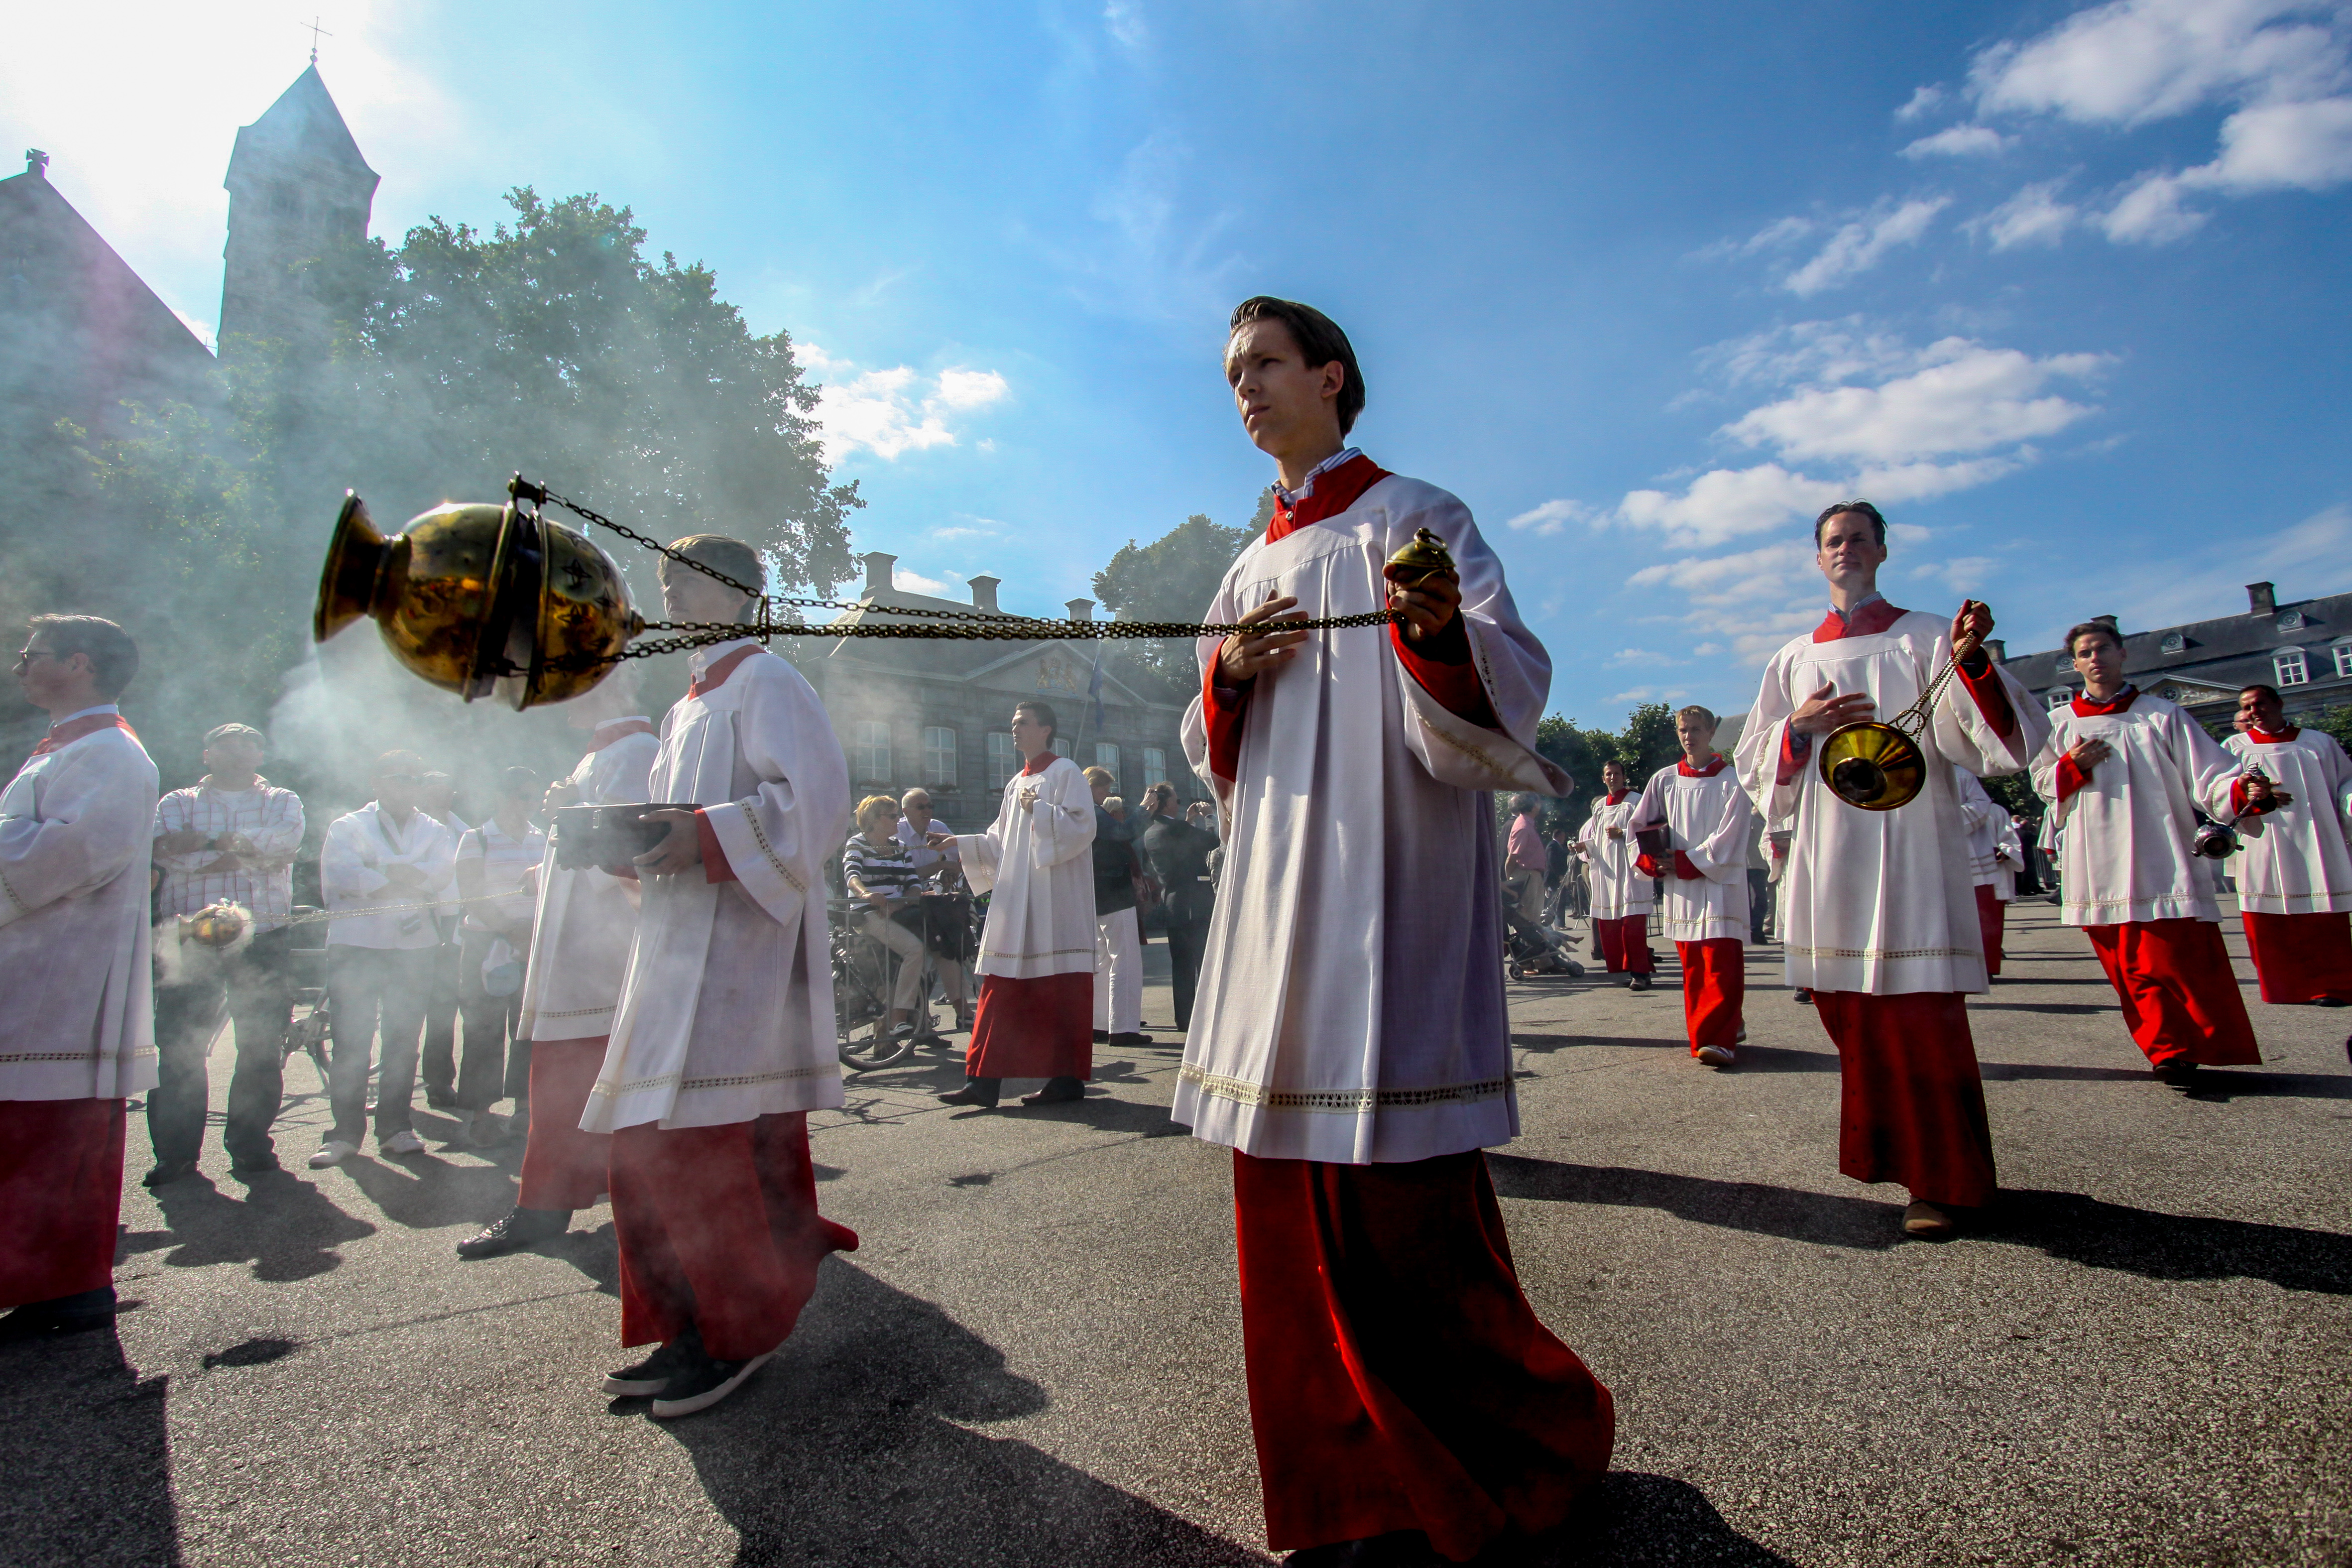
[1090,495,1269,693]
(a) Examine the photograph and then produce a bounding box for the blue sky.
[7,0,2349,725]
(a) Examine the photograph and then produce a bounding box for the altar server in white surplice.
[1578,758,1656,989]
[0,615,157,1336]
[935,700,1096,1110]
[581,537,856,1421]
[2031,620,2265,1082]
[460,669,658,1261]
[1635,706,1758,1067]
[1178,297,1612,1565]
[1954,767,2011,978]
[2226,682,2352,1006]
[1735,501,2046,1241]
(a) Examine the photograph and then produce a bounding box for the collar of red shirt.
[1677,754,1727,778]
[1267,451,1392,543]
[588,716,658,751]
[1020,751,1057,777]
[1811,593,1907,642]
[1603,789,1629,805]
[2247,725,2299,744]
[31,709,135,756]
[2073,686,2138,717]
[687,643,760,699]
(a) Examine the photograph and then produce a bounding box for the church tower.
[218,64,378,359]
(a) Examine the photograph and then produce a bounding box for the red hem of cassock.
[967,972,1093,1080]
[1233,1150,1615,1562]
[2083,919,2263,1066]
[0,1098,126,1309]
[1675,939,1744,1051]
[1593,916,1653,975]
[1810,992,1998,1208]
[609,1111,858,1360]
[516,1037,611,1212]
[1974,884,2006,977]
[2240,910,2352,1004]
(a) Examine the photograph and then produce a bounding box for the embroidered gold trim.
[978,946,1096,961]
[738,807,808,895]
[590,1062,836,1097]
[1783,944,1977,961]
[1176,1063,1511,1113]
[531,1004,614,1021]
[0,1048,154,1064]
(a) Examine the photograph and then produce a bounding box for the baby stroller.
[1504,904,1584,981]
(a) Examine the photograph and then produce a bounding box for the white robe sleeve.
[0,746,150,929]
[2183,711,2249,823]
[1029,760,1097,869]
[1925,637,2047,778]
[1686,779,1758,881]
[699,659,853,926]
[1734,645,1804,827]
[1955,769,1995,834]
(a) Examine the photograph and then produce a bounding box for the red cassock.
[967,972,1093,1079]
[2083,918,2262,1068]
[0,1098,126,1309]
[1675,938,1743,1052]
[2239,910,2352,1005]
[1809,991,1997,1209]
[516,1037,610,1212]
[1592,916,1653,975]
[1974,884,2006,978]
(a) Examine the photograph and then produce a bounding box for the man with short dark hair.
[2034,624,2268,1079]
[147,722,306,1181]
[1183,297,1612,1562]
[1,614,157,1334]
[1084,765,1151,1046]
[1735,502,2046,1238]
[2225,683,2352,1005]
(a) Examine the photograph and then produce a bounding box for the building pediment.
[2151,678,2242,708]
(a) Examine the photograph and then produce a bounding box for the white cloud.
[1782,198,1950,295]
[803,346,1011,463]
[1896,84,1950,121]
[1723,339,2108,462]
[1910,555,1999,593]
[2193,94,2352,188]
[931,523,1001,542]
[2101,169,2211,240]
[893,567,958,598]
[1970,0,2346,127]
[1974,180,2082,247]
[1504,498,1595,536]
[1901,123,2012,157]
[1617,458,2018,549]
[1608,648,1683,668]
[1102,0,1149,50]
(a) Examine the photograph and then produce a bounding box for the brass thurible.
[1815,600,1989,812]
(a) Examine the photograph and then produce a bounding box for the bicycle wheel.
[835,948,915,1071]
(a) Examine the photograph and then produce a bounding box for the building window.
[1093,742,1120,785]
[2333,642,2352,678]
[1143,746,1167,787]
[2046,688,2075,709]
[987,731,1018,788]
[923,726,957,785]
[2278,610,2307,632]
[2159,631,2186,654]
[1052,735,1072,759]
[2276,648,2309,687]
[853,721,891,782]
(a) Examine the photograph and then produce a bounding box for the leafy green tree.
[1091,502,1264,693]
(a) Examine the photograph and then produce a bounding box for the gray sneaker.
[307,1140,358,1170]
[381,1129,426,1157]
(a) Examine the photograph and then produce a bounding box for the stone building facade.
[219,65,380,357]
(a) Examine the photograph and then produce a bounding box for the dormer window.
[2278,610,2307,632]
[2046,687,2075,709]
[2276,647,2309,687]
[2335,641,2352,679]
[2159,631,2185,654]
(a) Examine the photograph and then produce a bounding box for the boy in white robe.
[2225,683,2352,1005]
[0,615,157,1335]
[1954,768,2010,978]
[582,536,857,1419]
[1635,706,1758,1067]
[460,668,657,1259]
[936,701,1097,1108]
[2031,622,2267,1081]
[1734,502,2046,1240]
[1577,759,1655,989]
[1180,296,1612,1563]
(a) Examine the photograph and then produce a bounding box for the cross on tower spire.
[303,14,332,64]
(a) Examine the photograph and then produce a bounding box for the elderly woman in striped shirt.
[843,795,964,1038]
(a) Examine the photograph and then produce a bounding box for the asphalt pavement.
[6,899,2347,1567]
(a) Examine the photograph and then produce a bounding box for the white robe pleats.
[956,756,1098,977]
[519,729,659,1043]
[1577,793,1653,920]
[2030,694,2240,927]
[1636,762,1757,944]
[2225,729,2352,916]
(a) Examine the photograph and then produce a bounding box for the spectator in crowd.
[1085,766,1151,1046]
[1542,825,1571,924]
[1504,793,1546,922]
[1747,821,1772,945]
[1186,799,1217,837]
[1139,782,1218,1033]
[146,723,306,1182]
[897,787,959,881]
[416,769,469,1110]
[453,767,545,1147]
[844,795,964,1037]
[312,751,458,1168]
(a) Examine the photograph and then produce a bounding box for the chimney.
[860,551,895,598]
[1065,598,1094,622]
[967,575,1001,615]
[24,149,49,179]
[2247,581,2275,616]
[1982,637,2005,664]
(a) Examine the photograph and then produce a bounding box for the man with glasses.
[147,723,306,1181]
[0,615,157,1335]
[313,751,457,1168]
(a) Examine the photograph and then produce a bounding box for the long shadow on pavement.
[0,1330,178,1567]
[1529,1472,1796,1567]
[659,1260,1268,1566]
[123,1168,376,1282]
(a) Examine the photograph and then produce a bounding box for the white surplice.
[2225,727,2352,915]
[1635,759,1757,944]
[1955,768,2002,887]
[1175,472,1567,1165]
[585,641,850,1133]
[1992,815,2022,901]
[955,755,1097,977]
[1577,791,1653,920]
[519,722,659,1043]
[0,718,159,1100]
[2030,691,2241,928]
[1736,610,2046,995]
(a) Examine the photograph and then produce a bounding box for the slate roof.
[229,66,378,182]
[1996,585,2352,717]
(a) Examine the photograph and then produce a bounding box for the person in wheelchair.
[842,796,965,1040]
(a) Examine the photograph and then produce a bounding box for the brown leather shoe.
[1902,1200,1957,1239]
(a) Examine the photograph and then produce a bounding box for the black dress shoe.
[1792,987,1814,1004]
[937,1082,1001,1108]
[2155,1059,2201,1086]
[1092,1029,1111,1043]
[1629,973,1652,992]
[141,1159,199,1188]
[425,1087,459,1111]
[0,1286,117,1339]
[1107,1031,1154,1046]
[457,1206,573,1259]
[1019,1076,1086,1106]
[230,1152,280,1176]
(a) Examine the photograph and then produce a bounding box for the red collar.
[687,646,760,700]
[1267,454,1392,543]
[2247,725,2298,744]
[31,713,136,757]
[1677,755,1726,778]
[1020,751,1057,777]
[1811,599,1908,642]
[1603,789,1629,806]
[587,718,658,752]
[2073,687,2137,717]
